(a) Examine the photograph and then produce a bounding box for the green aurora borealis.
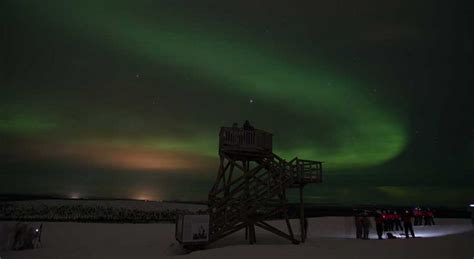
[1,1,473,206]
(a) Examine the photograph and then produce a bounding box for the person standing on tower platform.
[243,120,254,130]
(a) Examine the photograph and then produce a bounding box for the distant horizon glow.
[69,192,81,199]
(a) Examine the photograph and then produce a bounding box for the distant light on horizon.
[70,192,81,199]
[470,204,474,208]
[133,191,158,202]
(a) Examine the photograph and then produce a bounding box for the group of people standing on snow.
[413,207,436,226]
[374,210,416,240]
[355,208,436,240]
[354,212,372,240]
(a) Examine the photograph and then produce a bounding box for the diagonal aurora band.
[3,1,406,170]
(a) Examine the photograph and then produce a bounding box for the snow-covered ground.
[1,199,207,222]
[2,199,207,211]
[1,217,473,259]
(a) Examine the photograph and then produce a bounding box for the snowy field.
[0,199,207,222]
[0,199,207,211]
[1,216,473,259]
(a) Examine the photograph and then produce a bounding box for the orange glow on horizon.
[23,141,214,172]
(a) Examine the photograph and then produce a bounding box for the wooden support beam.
[249,224,256,244]
[255,221,299,244]
[282,190,295,240]
[212,158,266,198]
[227,164,234,187]
[299,185,305,243]
[245,225,248,240]
[210,222,247,243]
[210,155,225,194]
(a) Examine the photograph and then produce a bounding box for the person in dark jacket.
[382,210,389,231]
[413,207,422,226]
[243,120,254,130]
[354,212,363,239]
[402,210,415,238]
[375,211,384,240]
[386,210,394,231]
[393,211,403,231]
[424,209,435,225]
[362,212,371,240]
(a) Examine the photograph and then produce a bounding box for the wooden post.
[283,190,295,240]
[245,225,248,240]
[255,221,299,244]
[300,185,305,242]
[249,224,256,244]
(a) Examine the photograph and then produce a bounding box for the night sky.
[1,1,473,206]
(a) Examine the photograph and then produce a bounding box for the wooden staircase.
[207,127,322,244]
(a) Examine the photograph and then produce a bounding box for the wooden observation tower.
[175,124,322,247]
[206,124,323,244]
